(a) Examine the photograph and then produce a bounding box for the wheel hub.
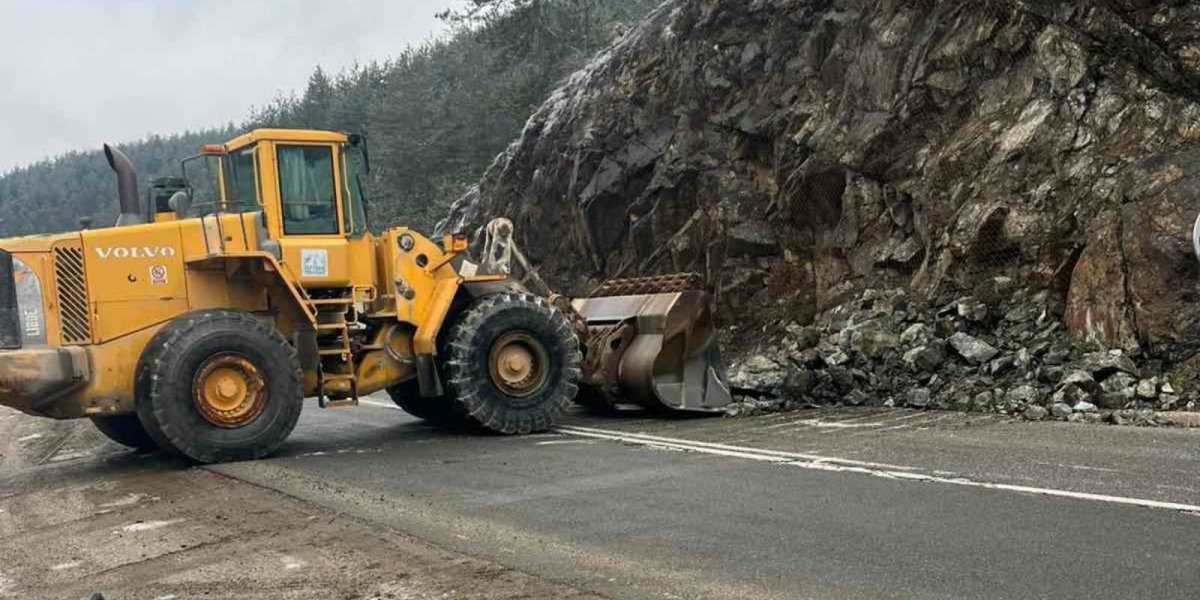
[193,354,267,428]
[488,332,549,397]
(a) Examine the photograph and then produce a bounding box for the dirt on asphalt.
[0,407,603,600]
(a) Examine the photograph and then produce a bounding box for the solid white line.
[360,398,402,410]
[556,425,918,471]
[357,399,1200,514]
[554,426,1200,515]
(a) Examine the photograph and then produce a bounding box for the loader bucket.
[572,274,732,413]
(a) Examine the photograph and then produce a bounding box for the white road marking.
[16,433,41,442]
[1031,461,1122,474]
[557,425,918,471]
[50,561,83,571]
[99,493,149,509]
[360,398,403,410]
[358,399,1200,514]
[555,425,1200,515]
[48,451,90,463]
[119,519,185,533]
[281,555,307,570]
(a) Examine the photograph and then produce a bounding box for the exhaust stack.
[103,144,144,227]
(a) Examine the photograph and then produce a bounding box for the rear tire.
[90,415,157,452]
[386,379,471,428]
[135,310,303,464]
[442,293,581,434]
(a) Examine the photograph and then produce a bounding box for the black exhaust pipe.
[103,144,144,227]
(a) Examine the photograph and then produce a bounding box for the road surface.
[3,399,1199,599]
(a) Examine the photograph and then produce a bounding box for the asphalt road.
[205,399,1200,600]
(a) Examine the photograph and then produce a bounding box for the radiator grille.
[53,244,92,345]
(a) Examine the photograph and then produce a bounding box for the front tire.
[442,293,581,434]
[135,310,303,464]
[91,415,157,452]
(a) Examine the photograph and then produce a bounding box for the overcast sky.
[0,0,462,173]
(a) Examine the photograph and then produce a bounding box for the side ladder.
[309,296,360,409]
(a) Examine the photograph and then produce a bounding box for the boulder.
[1098,372,1138,409]
[957,298,988,323]
[729,355,788,396]
[1059,370,1099,395]
[903,344,945,374]
[948,333,1000,365]
[1023,405,1048,421]
[1078,352,1140,380]
[900,323,932,346]
[907,388,932,408]
[850,328,899,361]
[786,324,822,351]
[1136,378,1159,400]
[1006,385,1040,405]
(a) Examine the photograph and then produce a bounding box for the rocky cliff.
[444,0,1200,417]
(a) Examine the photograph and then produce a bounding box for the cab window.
[341,150,369,236]
[227,147,259,212]
[277,145,339,235]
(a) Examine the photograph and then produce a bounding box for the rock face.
[445,0,1200,411]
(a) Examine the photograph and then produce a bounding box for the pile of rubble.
[727,283,1196,425]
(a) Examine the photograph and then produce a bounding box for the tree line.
[0,0,655,237]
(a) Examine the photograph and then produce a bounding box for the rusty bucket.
[572,274,732,412]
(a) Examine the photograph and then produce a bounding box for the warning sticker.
[301,249,329,278]
[150,265,168,286]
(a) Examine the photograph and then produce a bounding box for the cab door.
[265,142,353,288]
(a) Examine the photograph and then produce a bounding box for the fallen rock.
[1006,384,1040,405]
[957,298,988,322]
[1050,402,1073,418]
[899,323,932,346]
[786,324,822,351]
[1023,405,1048,421]
[1158,412,1200,428]
[850,328,899,360]
[1080,352,1140,380]
[948,333,1000,365]
[1059,370,1099,395]
[903,344,944,373]
[908,388,932,408]
[1098,372,1138,409]
[1073,401,1098,414]
[729,355,788,396]
[1135,378,1159,400]
[823,350,851,367]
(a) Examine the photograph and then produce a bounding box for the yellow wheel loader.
[0,129,731,463]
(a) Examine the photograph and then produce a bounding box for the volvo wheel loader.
[0,129,731,463]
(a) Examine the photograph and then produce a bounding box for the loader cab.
[170,129,377,290]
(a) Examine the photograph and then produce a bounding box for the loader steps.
[306,293,360,409]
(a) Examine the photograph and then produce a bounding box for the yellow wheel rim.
[488,332,549,398]
[193,354,267,428]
